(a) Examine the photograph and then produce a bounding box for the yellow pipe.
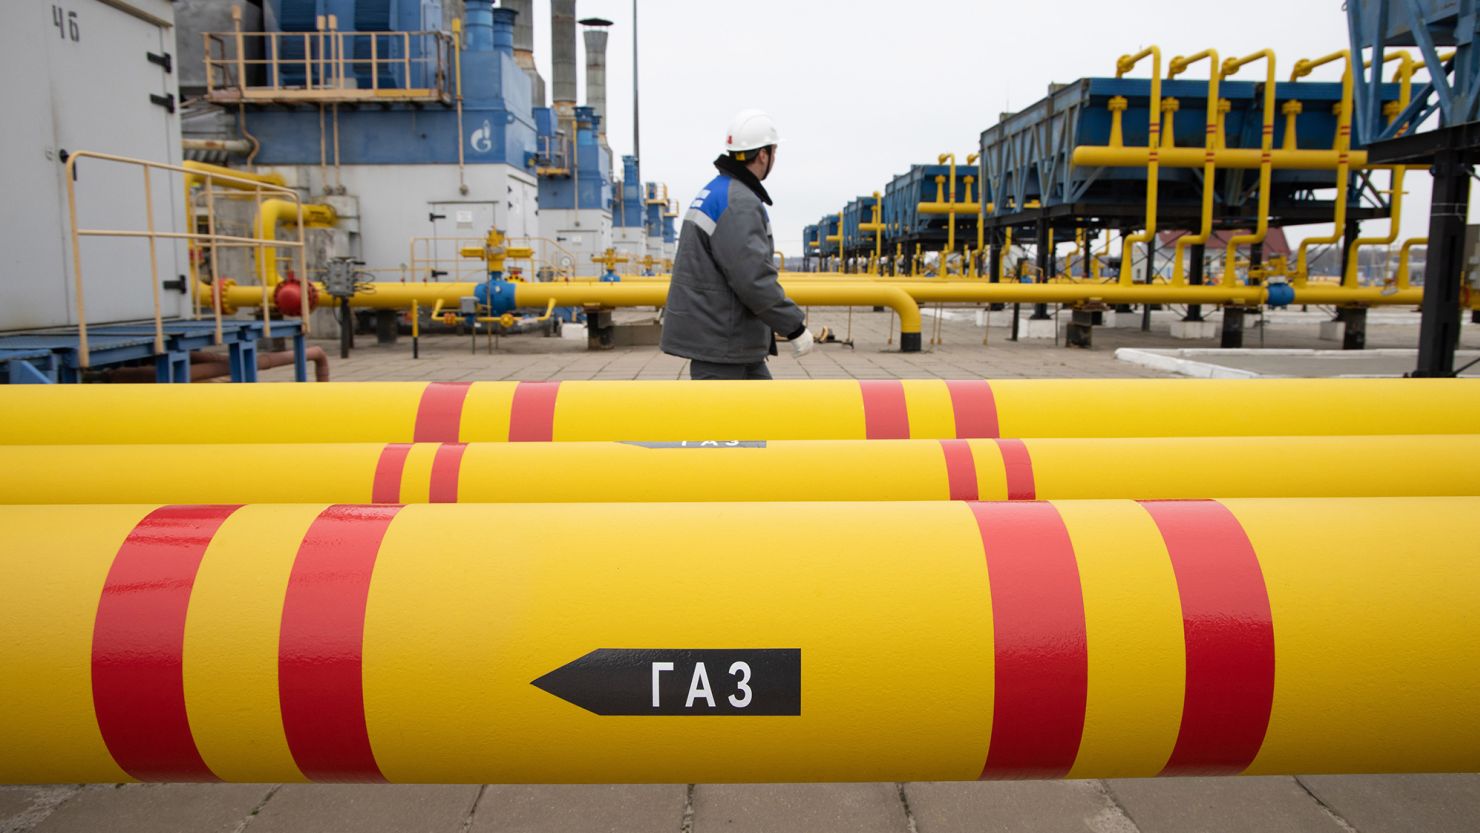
[3,497,1478,783]
[6,435,1479,504]
[254,199,336,287]
[1396,237,1426,290]
[221,279,925,347]
[182,161,285,191]
[7,379,1480,445]
[938,153,959,255]
[1289,51,1354,286]
[1220,49,1278,282]
[1115,46,1162,286]
[1070,146,1374,169]
[1167,49,1220,287]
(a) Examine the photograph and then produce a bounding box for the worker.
[661,108,814,380]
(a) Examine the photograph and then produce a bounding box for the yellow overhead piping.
[1220,49,1278,282]
[1115,46,1162,286]
[254,199,336,287]
[1168,49,1220,286]
[1289,50,1353,286]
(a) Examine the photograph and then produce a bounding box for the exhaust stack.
[503,0,545,107]
[580,17,612,147]
[550,0,577,125]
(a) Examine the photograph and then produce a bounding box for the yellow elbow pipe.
[1290,51,1353,286]
[254,200,336,287]
[1168,49,1220,286]
[1115,46,1162,286]
[1220,49,1278,282]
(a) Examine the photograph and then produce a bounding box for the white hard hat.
[725,109,781,153]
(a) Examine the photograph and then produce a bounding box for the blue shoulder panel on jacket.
[688,174,732,224]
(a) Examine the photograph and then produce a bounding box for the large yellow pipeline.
[253,199,336,287]
[2,497,1477,783]
[6,435,1478,505]
[1168,50,1221,286]
[220,278,924,343]
[1289,51,1354,286]
[1116,46,1162,286]
[1220,49,1279,281]
[5,379,1479,445]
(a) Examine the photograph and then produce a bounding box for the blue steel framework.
[1349,0,1480,375]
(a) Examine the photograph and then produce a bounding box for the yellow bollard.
[1,498,1476,783]
[2,435,1479,504]
[4,379,1480,445]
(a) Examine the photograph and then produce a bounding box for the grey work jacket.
[660,164,806,364]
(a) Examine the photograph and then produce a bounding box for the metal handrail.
[66,150,309,368]
[408,235,491,283]
[203,25,454,104]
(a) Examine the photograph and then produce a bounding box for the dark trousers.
[689,359,772,380]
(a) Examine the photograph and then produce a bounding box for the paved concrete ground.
[10,305,1474,833]
[261,304,1480,383]
[6,777,1480,833]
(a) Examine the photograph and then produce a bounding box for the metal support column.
[1031,219,1051,320]
[1185,242,1205,322]
[1415,141,1472,376]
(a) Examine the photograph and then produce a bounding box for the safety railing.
[66,151,309,368]
[408,236,492,283]
[203,17,455,105]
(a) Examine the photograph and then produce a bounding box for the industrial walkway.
[4,307,1476,833]
[4,776,1480,833]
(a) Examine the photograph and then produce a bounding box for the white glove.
[789,328,815,358]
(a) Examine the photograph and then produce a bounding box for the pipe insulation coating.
[1,498,1476,783]
[4,379,1480,445]
[4,435,1479,504]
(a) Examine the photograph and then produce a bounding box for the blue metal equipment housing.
[245,3,538,168]
[978,76,1408,239]
[840,194,879,263]
[978,75,1405,236]
[880,163,984,249]
[537,106,612,211]
[612,156,644,227]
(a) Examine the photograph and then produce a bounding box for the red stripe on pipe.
[939,440,979,501]
[413,382,472,443]
[945,380,1000,438]
[1141,500,1275,776]
[428,443,467,503]
[279,504,401,782]
[371,443,412,503]
[92,504,242,782]
[971,501,1087,779]
[508,381,560,442]
[859,380,910,439]
[996,439,1036,500]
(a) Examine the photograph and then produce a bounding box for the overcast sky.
[522,0,1468,254]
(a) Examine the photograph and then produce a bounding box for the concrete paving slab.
[691,783,907,833]
[1105,776,1347,833]
[469,784,686,833]
[1298,773,1480,833]
[0,786,80,833]
[29,783,269,833]
[904,780,1138,833]
[245,784,481,833]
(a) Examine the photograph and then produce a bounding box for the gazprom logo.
[470,120,493,153]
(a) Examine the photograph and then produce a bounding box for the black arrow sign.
[532,648,801,716]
